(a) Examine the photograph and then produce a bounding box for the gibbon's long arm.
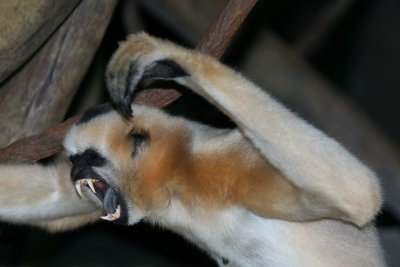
[106,33,382,226]
[0,161,101,231]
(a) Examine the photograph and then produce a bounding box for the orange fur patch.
[186,139,301,219]
[81,108,304,221]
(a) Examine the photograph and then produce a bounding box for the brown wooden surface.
[0,0,259,163]
[0,116,80,163]
[0,0,81,83]
[0,0,118,148]
[196,0,258,58]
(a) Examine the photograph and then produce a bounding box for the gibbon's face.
[63,104,190,225]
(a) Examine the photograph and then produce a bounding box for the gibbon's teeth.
[114,205,121,219]
[74,178,99,197]
[75,181,83,198]
[87,179,96,194]
[100,214,114,221]
[100,205,121,222]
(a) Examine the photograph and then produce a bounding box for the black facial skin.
[68,148,128,225]
[69,149,107,181]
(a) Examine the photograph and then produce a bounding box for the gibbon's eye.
[128,128,149,157]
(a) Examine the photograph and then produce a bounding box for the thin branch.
[0,116,79,163]
[0,0,258,163]
[196,0,258,58]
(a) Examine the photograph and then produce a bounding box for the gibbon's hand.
[106,33,188,117]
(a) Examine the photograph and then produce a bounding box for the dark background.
[0,0,399,266]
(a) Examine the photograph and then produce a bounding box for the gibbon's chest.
[150,201,297,267]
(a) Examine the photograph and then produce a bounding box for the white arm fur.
[0,161,101,231]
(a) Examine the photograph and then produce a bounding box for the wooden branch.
[195,0,258,58]
[0,0,258,163]
[0,116,79,163]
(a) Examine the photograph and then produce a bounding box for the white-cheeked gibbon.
[0,33,385,267]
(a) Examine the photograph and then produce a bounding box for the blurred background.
[0,0,399,266]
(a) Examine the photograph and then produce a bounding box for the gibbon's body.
[0,33,385,266]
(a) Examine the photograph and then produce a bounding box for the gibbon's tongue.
[101,187,121,222]
[104,187,118,214]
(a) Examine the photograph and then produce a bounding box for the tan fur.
[184,135,300,217]
[0,160,102,231]
[104,33,385,266]
[106,33,383,225]
[0,33,385,266]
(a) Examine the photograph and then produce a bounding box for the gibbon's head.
[64,104,306,226]
[63,104,191,225]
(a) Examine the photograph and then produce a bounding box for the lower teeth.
[101,205,121,221]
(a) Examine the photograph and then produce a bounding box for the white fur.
[147,201,383,267]
[179,59,382,227]
[0,162,101,231]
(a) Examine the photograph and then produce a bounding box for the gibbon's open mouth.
[74,178,121,222]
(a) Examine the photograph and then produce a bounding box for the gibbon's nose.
[70,164,81,180]
[70,163,94,181]
[68,149,107,180]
